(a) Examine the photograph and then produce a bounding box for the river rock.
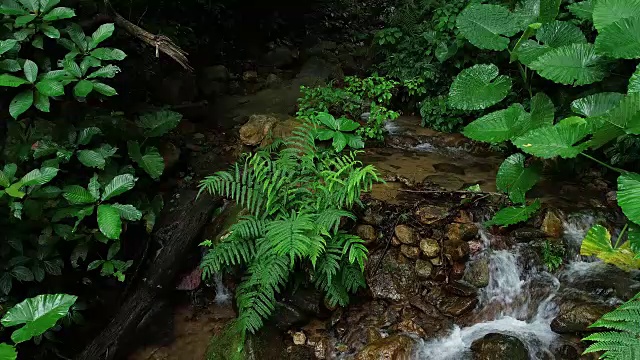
[470,333,529,360]
[447,223,479,242]
[430,257,443,266]
[415,205,449,225]
[551,301,612,333]
[356,224,378,244]
[366,248,419,301]
[541,209,564,238]
[243,70,258,82]
[265,73,282,88]
[464,257,490,288]
[260,117,301,147]
[511,227,547,242]
[239,114,277,145]
[420,238,440,258]
[203,65,230,82]
[272,302,309,330]
[444,280,478,297]
[401,245,420,259]
[395,225,418,245]
[444,240,470,262]
[362,206,385,226]
[438,295,478,317]
[415,259,433,279]
[355,335,416,360]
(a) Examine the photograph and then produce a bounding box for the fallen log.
[76,190,221,360]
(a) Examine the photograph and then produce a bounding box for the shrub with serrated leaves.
[199,120,380,351]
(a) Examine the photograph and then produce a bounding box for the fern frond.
[316,208,355,235]
[341,263,367,293]
[584,293,640,359]
[266,212,317,264]
[324,276,350,308]
[336,233,368,271]
[200,236,256,277]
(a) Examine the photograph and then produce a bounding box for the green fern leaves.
[529,44,608,86]
[448,64,512,110]
[496,153,541,204]
[456,5,521,51]
[629,65,640,94]
[584,292,640,359]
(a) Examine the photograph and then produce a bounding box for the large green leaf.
[530,92,555,126]
[111,203,142,221]
[0,343,16,360]
[448,64,512,110]
[77,127,101,145]
[33,92,50,112]
[40,0,61,14]
[0,74,28,87]
[86,65,120,79]
[591,93,640,148]
[580,224,640,271]
[63,185,97,204]
[97,205,122,240]
[1,294,77,343]
[9,90,33,119]
[101,174,136,201]
[35,80,64,96]
[485,200,541,227]
[595,16,640,59]
[128,141,165,180]
[90,23,114,49]
[0,0,28,15]
[592,0,640,31]
[513,116,591,158]
[571,92,624,117]
[92,82,117,96]
[529,43,608,86]
[42,7,75,21]
[76,150,105,169]
[630,64,640,94]
[90,48,126,61]
[568,0,593,21]
[618,172,640,225]
[23,60,37,83]
[135,110,182,137]
[456,4,521,51]
[536,21,586,47]
[496,153,541,204]
[74,80,93,97]
[21,167,58,186]
[464,102,553,143]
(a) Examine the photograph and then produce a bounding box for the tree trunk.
[76,190,221,360]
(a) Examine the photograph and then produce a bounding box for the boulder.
[444,280,478,297]
[366,248,419,301]
[355,335,416,360]
[401,245,421,259]
[203,65,230,82]
[260,117,301,147]
[447,223,479,242]
[464,257,490,288]
[420,238,440,258]
[470,333,529,360]
[356,225,378,244]
[271,302,309,330]
[415,259,433,279]
[415,205,449,225]
[438,296,478,317]
[551,301,612,333]
[444,240,470,262]
[242,70,258,82]
[395,225,418,245]
[265,73,282,88]
[263,46,297,68]
[541,209,564,238]
[239,114,278,146]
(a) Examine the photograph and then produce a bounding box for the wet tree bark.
[76,190,221,360]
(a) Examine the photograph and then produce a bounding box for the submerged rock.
[395,225,418,245]
[470,333,529,360]
[355,335,416,360]
[551,300,612,334]
[464,257,490,288]
[366,248,419,301]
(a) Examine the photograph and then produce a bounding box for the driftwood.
[97,0,193,71]
[76,190,221,360]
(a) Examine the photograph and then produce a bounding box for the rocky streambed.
[130,115,634,360]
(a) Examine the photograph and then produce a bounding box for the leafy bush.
[297,75,400,141]
[419,95,467,132]
[541,240,564,272]
[199,113,380,348]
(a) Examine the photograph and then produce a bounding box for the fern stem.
[580,153,623,174]
[614,223,629,249]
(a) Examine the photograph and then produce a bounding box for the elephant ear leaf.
[580,224,640,271]
[0,343,16,360]
[449,64,512,111]
[1,294,77,344]
[617,172,640,225]
[456,4,521,51]
[496,153,541,204]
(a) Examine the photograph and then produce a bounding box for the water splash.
[481,250,524,307]
[213,273,231,305]
[562,214,596,261]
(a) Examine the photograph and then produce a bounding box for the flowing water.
[415,221,594,360]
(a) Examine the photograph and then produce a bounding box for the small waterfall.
[481,250,524,308]
[562,214,596,261]
[213,273,231,305]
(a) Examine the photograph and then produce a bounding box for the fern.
[199,119,379,344]
[584,292,640,359]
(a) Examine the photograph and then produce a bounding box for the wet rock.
[395,225,418,245]
[391,318,427,338]
[560,262,640,301]
[200,80,227,97]
[366,248,419,301]
[242,70,258,82]
[415,259,433,279]
[551,301,612,333]
[420,238,440,258]
[307,332,329,359]
[444,280,478,297]
[292,331,306,345]
[433,163,466,175]
[415,205,450,225]
[553,344,582,360]
[451,262,466,280]
[245,325,287,360]
[356,225,378,244]
[260,117,301,147]
[447,223,479,242]
[511,227,547,242]
[391,236,401,246]
[470,333,528,360]
[430,257,443,266]
[286,287,326,318]
[239,114,277,146]
[438,296,478,317]
[541,209,564,238]
[272,302,309,330]
[175,267,202,290]
[288,345,317,359]
[296,57,342,86]
[444,240,470,262]
[265,73,282,88]
[203,65,230,82]
[354,335,416,360]
[464,257,490,288]
[264,46,297,68]
[423,174,465,190]
[401,245,420,259]
[307,40,338,56]
[362,206,385,226]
